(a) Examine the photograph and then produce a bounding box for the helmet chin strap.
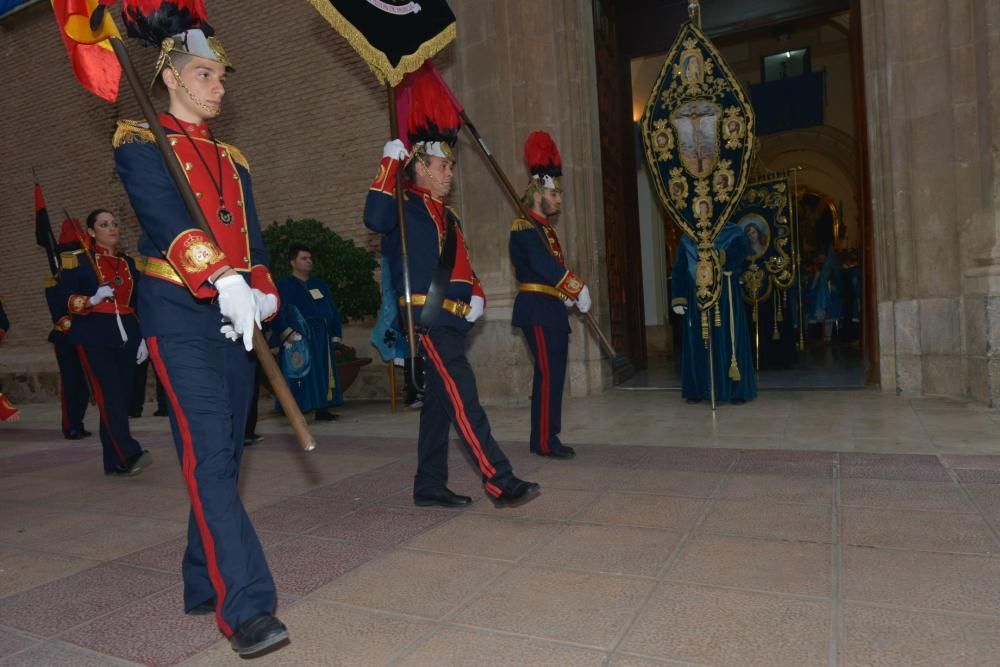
[416,154,450,194]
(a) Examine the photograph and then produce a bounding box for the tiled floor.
[0,389,998,665]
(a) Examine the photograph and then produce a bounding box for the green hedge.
[262,218,379,323]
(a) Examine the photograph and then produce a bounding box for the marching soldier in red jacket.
[509,132,591,459]
[110,3,287,656]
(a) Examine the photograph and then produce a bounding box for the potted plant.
[263,218,378,393]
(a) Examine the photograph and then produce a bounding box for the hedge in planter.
[262,218,379,323]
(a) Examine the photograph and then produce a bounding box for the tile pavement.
[0,390,998,665]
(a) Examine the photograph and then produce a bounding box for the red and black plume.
[91,1,212,45]
[407,66,462,149]
[524,131,562,179]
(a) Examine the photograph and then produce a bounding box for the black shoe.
[107,450,153,477]
[64,429,85,440]
[229,612,289,657]
[685,398,702,404]
[243,433,263,446]
[492,478,541,507]
[81,428,92,437]
[314,409,339,422]
[534,446,576,459]
[186,599,215,616]
[153,408,168,417]
[730,398,746,405]
[414,488,473,508]
[129,410,142,418]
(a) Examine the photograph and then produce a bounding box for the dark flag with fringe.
[34,183,59,275]
[306,0,456,87]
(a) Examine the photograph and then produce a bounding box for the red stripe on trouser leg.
[484,481,503,498]
[76,345,126,463]
[421,336,497,479]
[533,325,551,454]
[147,337,234,638]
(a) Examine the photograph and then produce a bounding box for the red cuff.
[556,271,585,299]
[68,294,92,315]
[251,264,281,321]
[166,229,228,297]
[472,279,486,307]
[56,316,72,333]
[370,156,401,194]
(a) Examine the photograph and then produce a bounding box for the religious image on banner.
[640,18,755,339]
[737,176,800,370]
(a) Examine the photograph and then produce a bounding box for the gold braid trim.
[113,120,155,148]
[221,142,250,172]
[511,218,534,232]
[306,0,456,87]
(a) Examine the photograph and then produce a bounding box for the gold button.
[221,150,228,157]
[240,227,247,233]
[236,200,243,207]
[169,139,177,146]
[184,162,193,171]
[243,256,249,262]
[232,173,239,180]
[195,192,202,198]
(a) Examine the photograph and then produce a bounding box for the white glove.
[465,295,485,323]
[252,289,278,321]
[577,285,592,314]
[283,331,303,349]
[215,274,259,352]
[673,305,687,315]
[564,298,576,309]
[383,139,409,161]
[135,339,148,365]
[220,322,239,342]
[89,285,114,306]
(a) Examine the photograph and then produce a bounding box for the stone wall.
[862,0,1000,403]
[0,0,609,405]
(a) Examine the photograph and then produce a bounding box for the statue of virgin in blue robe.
[671,223,758,403]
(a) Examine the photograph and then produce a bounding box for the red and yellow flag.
[51,0,121,102]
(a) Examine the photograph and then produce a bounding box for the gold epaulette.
[59,249,83,270]
[113,119,155,148]
[43,276,57,289]
[222,142,250,172]
[132,255,147,272]
[511,218,534,232]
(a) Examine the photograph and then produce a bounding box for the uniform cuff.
[370,156,401,194]
[250,265,281,321]
[68,294,92,315]
[56,316,72,333]
[671,297,689,307]
[166,229,227,297]
[557,271,584,299]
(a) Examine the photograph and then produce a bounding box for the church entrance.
[593,0,876,392]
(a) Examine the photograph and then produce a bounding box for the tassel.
[701,310,709,341]
[714,302,722,327]
[729,356,741,381]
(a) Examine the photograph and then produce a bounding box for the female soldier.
[61,209,150,475]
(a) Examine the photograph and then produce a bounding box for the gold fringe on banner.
[306,0,456,88]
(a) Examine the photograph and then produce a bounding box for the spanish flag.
[51,0,121,102]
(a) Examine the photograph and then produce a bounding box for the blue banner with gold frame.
[640,20,756,336]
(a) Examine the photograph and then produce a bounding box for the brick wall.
[0,0,389,354]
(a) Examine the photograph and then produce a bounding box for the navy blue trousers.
[76,343,142,471]
[416,327,515,499]
[54,340,89,436]
[147,335,275,636]
[522,325,569,455]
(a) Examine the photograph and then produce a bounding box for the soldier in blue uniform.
[509,132,591,458]
[46,218,91,440]
[0,299,18,423]
[111,10,288,656]
[60,209,150,472]
[671,222,758,403]
[364,67,540,508]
